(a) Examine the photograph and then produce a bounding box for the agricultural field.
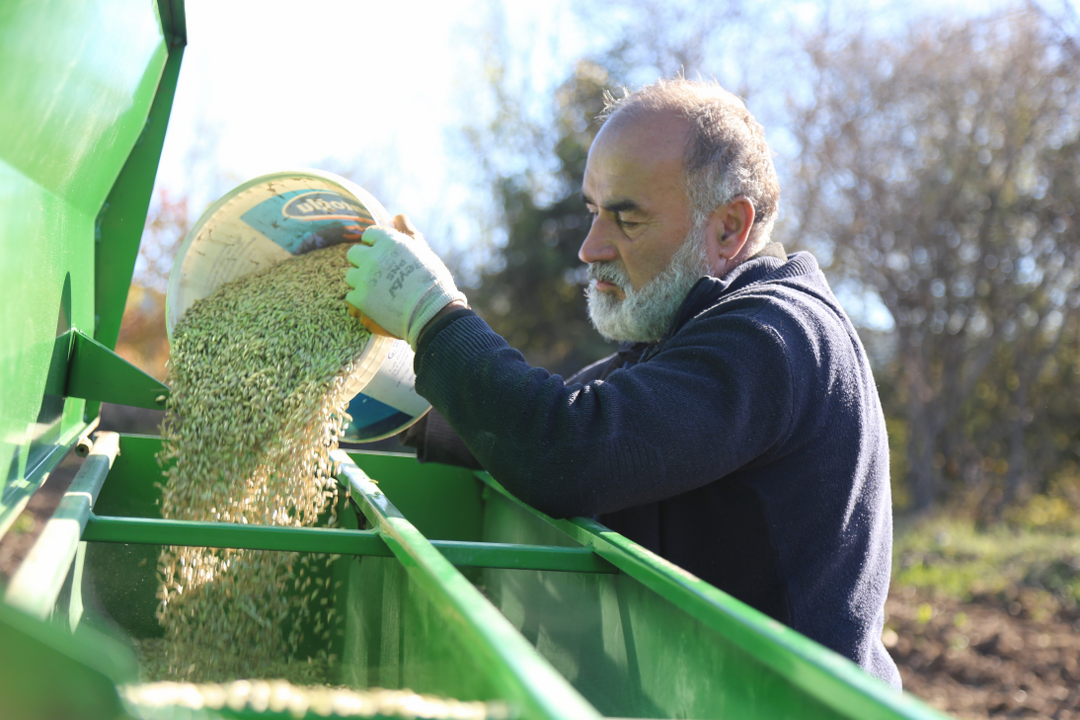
[888,512,1080,719]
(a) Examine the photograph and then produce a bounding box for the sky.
[157,0,593,246]
[160,1,473,214]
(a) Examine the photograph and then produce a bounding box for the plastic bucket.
[166,169,430,442]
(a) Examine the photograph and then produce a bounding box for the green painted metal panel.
[340,553,534,703]
[480,490,842,719]
[475,472,951,720]
[0,2,168,209]
[338,453,603,720]
[0,0,182,538]
[347,451,486,542]
[93,433,166,518]
[93,38,184,357]
[84,434,171,639]
[0,602,136,720]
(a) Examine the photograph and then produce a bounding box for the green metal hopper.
[0,1,954,718]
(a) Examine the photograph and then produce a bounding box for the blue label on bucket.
[241,189,376,254]
[345,392,413,441]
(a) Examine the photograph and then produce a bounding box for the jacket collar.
[617,243,812,363]
[673,242,788,327]
[633,243,799,359]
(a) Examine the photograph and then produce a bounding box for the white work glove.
[345,224,466,350]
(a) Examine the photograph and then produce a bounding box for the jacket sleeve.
[399,347,624,469]
[413,309,796,518]
[398,409,484,469]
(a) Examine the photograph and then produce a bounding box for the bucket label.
[241,189,376,254]
[345,394,415,441]
[344,340,430,442]
[282,191,370,221]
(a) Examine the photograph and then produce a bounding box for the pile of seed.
[154,243,372,683]
[120,681,509,719]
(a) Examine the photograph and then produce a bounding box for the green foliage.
[468,62,620,374]
[894,515,1080,618]
[792,10,1080,512]
[1002,470,1080,533]
[885,416,911,510]
[460,0,759,375]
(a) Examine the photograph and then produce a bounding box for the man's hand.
[345,215,466,350]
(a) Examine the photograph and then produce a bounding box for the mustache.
[587,261,630,290]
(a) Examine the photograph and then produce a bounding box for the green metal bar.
[92,29,185,367]
[475,471,950,720]
[82,515,617,574]
[435,539,615,573]
[83,515,391,555]
[4,433,121,619]
[64,329,169,410]
[335,450,603,720]
[0,420,88,540]
[158,0,188,46]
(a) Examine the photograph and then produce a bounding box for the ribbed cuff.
[407,290,467,350]
[415,307,478,357]
[414,314,511,404]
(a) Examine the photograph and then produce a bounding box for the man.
[344,79,901,688]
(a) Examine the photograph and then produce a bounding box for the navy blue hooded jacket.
[406,248,901,688]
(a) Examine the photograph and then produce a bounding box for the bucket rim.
[165,168,391,340]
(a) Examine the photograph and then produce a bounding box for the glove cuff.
[406,288,468,350]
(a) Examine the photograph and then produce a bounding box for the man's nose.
[578,218,618,264]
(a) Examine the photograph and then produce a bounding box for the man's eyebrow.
[580,193,642,215]
[605,198,641,214]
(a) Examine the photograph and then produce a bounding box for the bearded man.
[343,79,901,688]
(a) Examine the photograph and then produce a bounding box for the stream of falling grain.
[149,243,371,683]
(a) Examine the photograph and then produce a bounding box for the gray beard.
[586,222,710,343]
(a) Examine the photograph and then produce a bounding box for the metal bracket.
[63,329,169,410]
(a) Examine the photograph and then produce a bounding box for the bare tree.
[790,9,1080,512]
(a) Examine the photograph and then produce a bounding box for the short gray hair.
[600,78,780,245]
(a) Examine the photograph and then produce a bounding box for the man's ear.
[705,197,756,276]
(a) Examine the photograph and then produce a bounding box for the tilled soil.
[887,587,1080,718]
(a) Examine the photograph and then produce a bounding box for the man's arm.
[398,408,484,469]
[412,304,795,519]
[342,220,794,519]
[402,315,626,469]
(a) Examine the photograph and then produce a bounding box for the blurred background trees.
[124,0,1080,520]
[465,61,618,375]
[790,9,1080,515]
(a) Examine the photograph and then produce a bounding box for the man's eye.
[617,217,640,230]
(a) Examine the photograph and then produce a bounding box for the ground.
[887,516,1080,719]
[887,587,1080,718]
